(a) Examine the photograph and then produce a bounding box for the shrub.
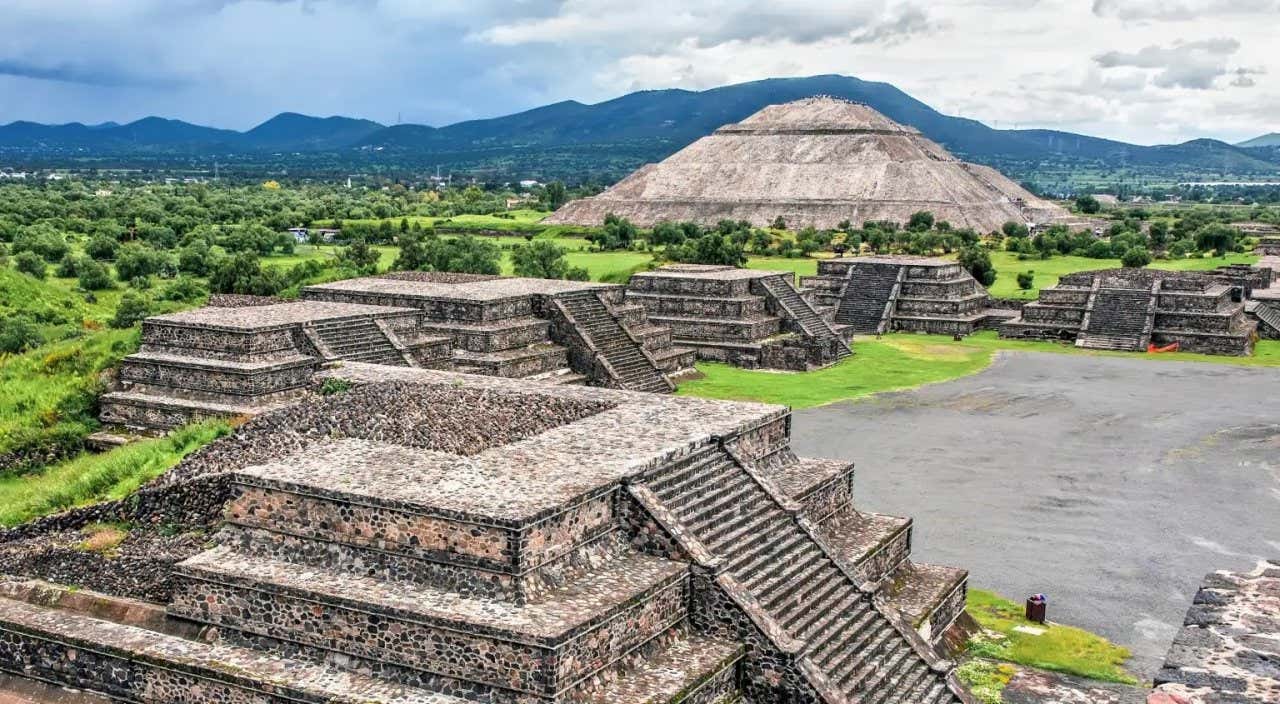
[115,243,170,280]
[14,251,47,279]
[337,237,380,273]
[511,240,588,280]
[55,253,86,278]
[958,245,997,286]
[1016,271,1034,290]
[111,292,152,329]
[1075,194,1101,214]
[159,276,207,303]
[1121,247,1152,268]
[0,315,41,353]
[77,260,114,290]
[13,225,69,261]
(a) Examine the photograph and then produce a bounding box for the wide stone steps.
[559,292,671,393]
[310,319,409,367]
[0,596,458,704]
[170,546,690,700]
[638,446,957,703]
[1254,302,1280,335]
[571,629,743,704]
[838,266,900,332]
[1077,288,1151,351]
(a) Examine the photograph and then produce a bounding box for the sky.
[0,0,1276,145]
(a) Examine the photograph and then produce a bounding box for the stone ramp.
[635,445,961,703]
[0,596,458,704]
[758,273,851,360]
[837,263,899,332]
[1255,301,1280,337]
[1077,288,1152,352]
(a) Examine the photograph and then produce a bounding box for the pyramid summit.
[547,96,1071,232]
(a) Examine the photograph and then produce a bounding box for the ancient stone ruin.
[1000,268,1260,355]
[800,256,1014,336]
[1,366,974,704]
[624,264,852,370]
[1150,560,1280,703]
[101,274,698,430]
[546,96,1072,232]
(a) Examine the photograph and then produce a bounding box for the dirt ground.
[792,351,1280,679]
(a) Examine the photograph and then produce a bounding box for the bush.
[55,252,86,278]
[159,276,207,303]
[115,243,170,280]
[1120,247,1152,268]
[589,214,638,251]
[0,315,41,353]
[84,235,119,262]
[14,251,47,279]
[421,235,502,275]
[511,240,589,280]
[111,292,152,329]
[1075,194,1101,214]
[1016,271,1034,290]
[13,225,69,261]
[178,239,217,276]
[665,233,747,267]
[337,237,380,273]
[958,246,997,286]
[76,260,114,290]
[209,251,286,296]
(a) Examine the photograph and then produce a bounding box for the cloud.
[0,59,178,87]
[1229,67,1266,88]
[1091,0,1280,21]
[1094,39,1240,89]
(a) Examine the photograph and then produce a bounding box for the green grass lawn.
[0,420,231,526]
[964,589,1138,685]
[678,332,1280,408]
[988,251,1260,300]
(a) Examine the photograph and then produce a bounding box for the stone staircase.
[837,264,901,333]
[1076,288,1153,352]
[309,317,411,366]
[1255,302,1280,337]
[557,290,673,394]
[759,274,851,360]
[637,446,959,704]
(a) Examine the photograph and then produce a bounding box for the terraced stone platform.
[1000,268,1259,355]
[99,300,440,431]
[7,365,975,703]
[801,256,1011,337]
[625,265,851,370]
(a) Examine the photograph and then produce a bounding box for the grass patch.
[955,659,1018,704]
[76,521,130,554]
[0,420,231,527]
[677,332,1280,408]
[987,251,1259,300]
[965,589,1138,685]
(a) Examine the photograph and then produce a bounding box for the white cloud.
[1091,0,1280,22]
[1094,39,1241,89]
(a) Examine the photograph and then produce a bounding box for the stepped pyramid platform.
[625,264,852,370]
[1255,234,1280,256]
[1151,560,1280,703]
[99,300,445,431]
[4,366,975,704]
[304,272,694,392]
[1000,268,1257,355]
[546,96,1070,232]
[800,256,1013,336]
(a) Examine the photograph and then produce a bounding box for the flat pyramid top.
[719,96,917,134]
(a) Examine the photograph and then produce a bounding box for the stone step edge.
[99,390,282,416]
[173,545,690,649]
[123,351,319,373]
[0,596,457,704]
[575,630,745,704]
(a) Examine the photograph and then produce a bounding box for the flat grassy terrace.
[677,332,1280,408]
[987,250,1259,300]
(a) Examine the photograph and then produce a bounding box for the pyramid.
[547,96,1071,232]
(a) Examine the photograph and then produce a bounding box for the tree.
[85,234,119,261]
[666,233,747,267]
[771,216,787,230]
[590,214,638,251]
[957,245,996,286]
[115,243,168,280]
[338,237,380,273]
[111,292,153,329]
[1002,221,1030,238]
[178,239,217,276]
[1121,247,1152,268]
[13,251,46,279]
[393,230,430,271]
[1016,271,1034,290]
[1075,194,1101,214]
[1194,224,1237,256]
[0,315,40,354]
[511,240,589,280]
[907,211,935,232]
[422,235,502,275]
[543,181,568,211]
[209,251,286,296]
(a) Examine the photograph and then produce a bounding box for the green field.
[987,251,1260,299]
[678,332,1280,408]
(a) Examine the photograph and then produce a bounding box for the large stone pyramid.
[547,96,1070,232]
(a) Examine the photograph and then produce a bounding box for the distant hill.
[1238,133,1280,148]
[1,75,1276,182]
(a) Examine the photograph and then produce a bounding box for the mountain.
[1237,133,1280,148]
[241,113,384,151]
[1,75,1276,183]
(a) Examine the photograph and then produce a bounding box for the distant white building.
[519,179,540,189]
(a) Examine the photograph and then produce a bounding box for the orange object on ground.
[1148,342,1179,353]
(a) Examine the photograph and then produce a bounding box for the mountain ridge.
[1,75,1275,180]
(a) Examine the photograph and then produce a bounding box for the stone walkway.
[791,351,1280,678]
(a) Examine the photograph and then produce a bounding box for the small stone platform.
[1000,268,1259,355]
[8,365,974,704]
[801,255,1012,337]
[1151,560,1280,703]
[99,300,440,431]
[625,265,851,370]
